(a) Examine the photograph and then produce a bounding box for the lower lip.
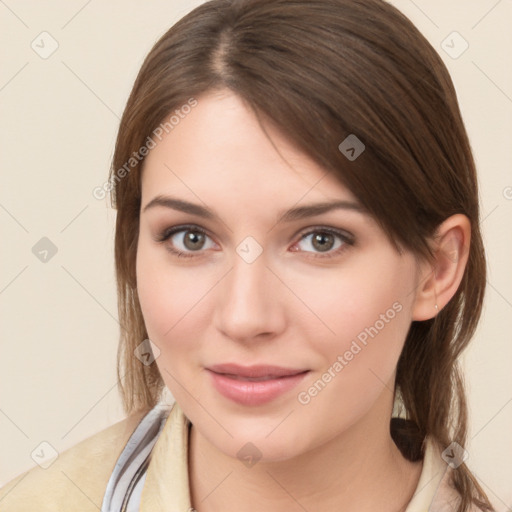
[207,370,309,406]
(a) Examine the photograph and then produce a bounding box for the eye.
[154,224,354,260]
[154,225,216,258]
[291,227,354,259]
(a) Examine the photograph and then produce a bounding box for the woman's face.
[136,89,423,462]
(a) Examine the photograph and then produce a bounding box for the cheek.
[293,253,415,397]
[135,241,220,366]
[287,274,413,445]
[290,254,413,349]
[328,274,410,358]
[136,249,207,395]
[136,243,188,343]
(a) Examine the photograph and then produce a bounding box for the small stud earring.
[435,303,439,311]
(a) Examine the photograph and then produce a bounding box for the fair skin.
[136,89,470,512]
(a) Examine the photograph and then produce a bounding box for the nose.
[213,251,286,343]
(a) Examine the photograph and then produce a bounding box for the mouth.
[216,374,303,382]
[206,364,310,406]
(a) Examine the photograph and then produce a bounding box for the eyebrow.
[142,195,366,222]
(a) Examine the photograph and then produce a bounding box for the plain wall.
[1,1,511,509]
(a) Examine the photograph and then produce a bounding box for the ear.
[412,214,471,321]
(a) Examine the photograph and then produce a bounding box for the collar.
[136,402,457,511]
[139,402,192,511]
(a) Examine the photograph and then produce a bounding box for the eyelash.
[154,224,355,260]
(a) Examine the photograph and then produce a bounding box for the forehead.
[141,90,358,208]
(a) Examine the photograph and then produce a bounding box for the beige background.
[1,0,511,509]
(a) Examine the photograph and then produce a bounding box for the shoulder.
[0,408,150,512]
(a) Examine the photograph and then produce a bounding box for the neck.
[187,388,422,512]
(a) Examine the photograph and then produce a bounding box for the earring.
[435,303,439,311]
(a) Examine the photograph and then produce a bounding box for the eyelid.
[153,223,211,243]
[296,225,354,244]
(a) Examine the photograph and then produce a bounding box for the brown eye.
[311,232,336,252]
[155,225,216,258]
[293,227,354,259]
[182,230,207,250]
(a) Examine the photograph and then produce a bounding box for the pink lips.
[207,364,310,406]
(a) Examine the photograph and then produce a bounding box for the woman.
[0,0,496,510]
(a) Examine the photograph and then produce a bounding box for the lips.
[206,363,310,406]
[207,363,309,379]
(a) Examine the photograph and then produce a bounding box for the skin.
[136,89,470,512]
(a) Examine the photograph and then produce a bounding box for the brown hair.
[108,0,493,510]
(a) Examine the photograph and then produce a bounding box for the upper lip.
[207,363,309,379]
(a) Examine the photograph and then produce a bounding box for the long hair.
[108,1,493,510]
